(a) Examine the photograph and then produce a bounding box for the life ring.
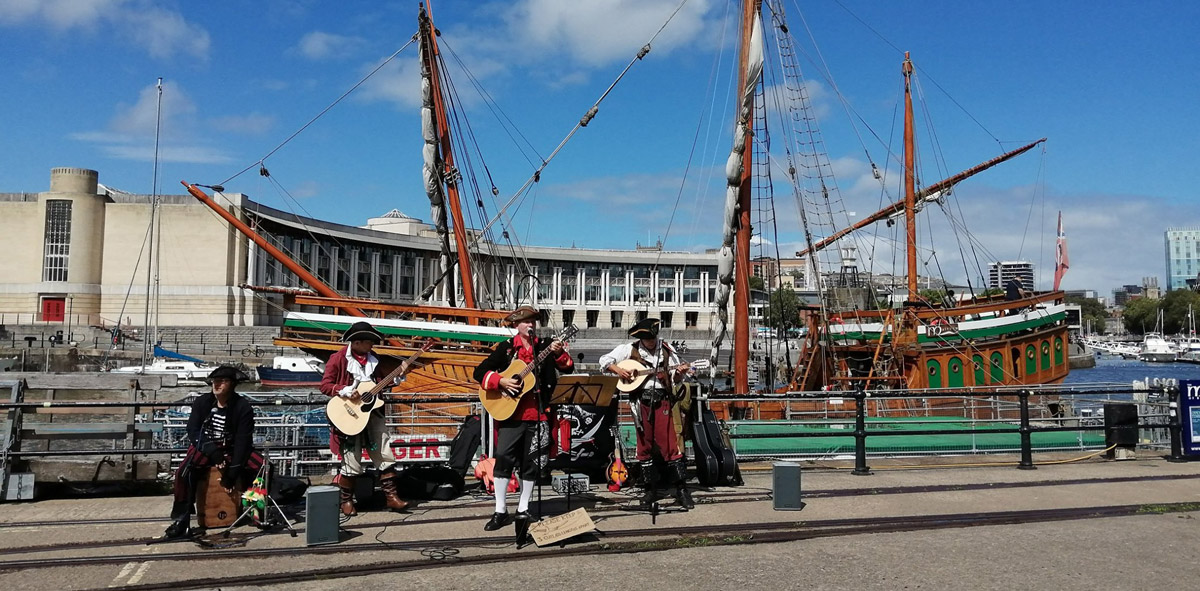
[830,316,843,325]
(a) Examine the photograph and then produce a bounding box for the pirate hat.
[342,321,384,343]
[504,305,543,327]
[206,365,250,384]
[628,317,661,339]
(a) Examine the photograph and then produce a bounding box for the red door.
[42,298,65,322]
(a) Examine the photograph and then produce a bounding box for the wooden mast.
[732,0,761,396]
[181,181,368,318]
[420,2,477,310]
[794,138,1046,259]
[902,52,918,302]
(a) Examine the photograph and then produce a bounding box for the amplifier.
[305,485,341,546]
[551,473,589,495]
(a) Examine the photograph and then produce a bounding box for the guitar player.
[473,306,573,541]
[320,321,410,516]
[599,318,695,510]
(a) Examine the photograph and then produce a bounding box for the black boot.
[639,460,660,507]
[674,486,695,510]
[164,517,190,539]
[484,512,512,531]
[514,511,531,546]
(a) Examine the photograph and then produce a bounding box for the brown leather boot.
[338,475,357,517]
[380,473,410,512]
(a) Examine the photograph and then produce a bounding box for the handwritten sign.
[528,508,595,547]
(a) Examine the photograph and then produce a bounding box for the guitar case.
[692,402,742,487]
[691,401,722,486]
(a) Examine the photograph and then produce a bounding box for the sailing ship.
[184,2,1069,420]
[704,1,1069,420]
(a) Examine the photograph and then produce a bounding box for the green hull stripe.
[283,318,510,343]
[837,311,1065,343]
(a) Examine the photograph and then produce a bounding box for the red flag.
[1053,212,1069,290]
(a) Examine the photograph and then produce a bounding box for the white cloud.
[209,113,276,135]
[358,59,425,109]
[0,0,209,60]
[295,31,366,60]
[72,81,238,165]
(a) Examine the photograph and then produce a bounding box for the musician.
[599,318,694,509]
[473,306,573,538]
[165,366,263,538]
[320,321,409,516]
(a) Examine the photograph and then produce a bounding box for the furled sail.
[710,11,764,377]
[419,23,453,303]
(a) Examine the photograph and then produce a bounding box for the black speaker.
[772,462,804,511]
[1104,403,1138,456]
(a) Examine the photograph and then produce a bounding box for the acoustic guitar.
[478,324,578,421]
[611,358,710,394]
[326,339,435,436]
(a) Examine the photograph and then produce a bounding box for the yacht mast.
[141,78,164,368]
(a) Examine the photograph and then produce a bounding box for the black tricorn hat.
[628,317,661,339]
[207,366,250,384]
[504,305,543,327]
[342,321,384,343]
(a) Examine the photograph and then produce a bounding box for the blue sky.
[2,0,1197,298]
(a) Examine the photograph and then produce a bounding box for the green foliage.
[1122,297,1159,335]
[1065,295,1109,335]
[1122,290,1200,335]
[749,276,765,291]
[980,287,1005,297]
[763,287,800,332]
[918,288,951,306]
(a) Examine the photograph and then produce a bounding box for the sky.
[2,0,1197,299]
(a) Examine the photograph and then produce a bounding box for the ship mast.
[731,0,762,396]
[419,2,477,309]
[902,53,918,302]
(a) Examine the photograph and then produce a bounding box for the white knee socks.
[517,479,536,512]
[493,477,509,513]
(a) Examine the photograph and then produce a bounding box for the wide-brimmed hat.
[207,366,250,384]
[342,321,384,343]
[628,317,661,339]
[504,306,542,327]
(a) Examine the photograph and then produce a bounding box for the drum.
[196,467,239,528]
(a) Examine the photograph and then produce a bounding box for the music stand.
[548,375,618,513]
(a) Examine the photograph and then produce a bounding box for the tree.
[1162,289,1200,334]
[1122,297,1159,335]
[764,287,800,332]
[1065,295,1109,335]
[749,276,765,291]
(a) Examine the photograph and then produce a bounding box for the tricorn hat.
[342,321,384,343]
[628,317,661,339]
[206,366,250,384]
[504,305,542,327]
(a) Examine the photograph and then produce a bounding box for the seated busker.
[320,321,409,516]
[599,318,694,510]
[166,366,263,538]
[473,306,573,541]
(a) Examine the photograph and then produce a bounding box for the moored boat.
[256,355,326,387]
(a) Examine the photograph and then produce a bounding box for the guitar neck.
[515,337,567,379]
[365,344,429,396]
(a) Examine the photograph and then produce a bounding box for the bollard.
[1168,387,1185,462]
[1017,390,1036,470]
[852,387,871,475]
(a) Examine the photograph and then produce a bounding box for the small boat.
[1138,333,1177,363]
[111,346,214,382]
[256,355,325,387]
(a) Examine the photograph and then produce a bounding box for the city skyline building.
[988,260,1035,292]
[1165,227,1200,291]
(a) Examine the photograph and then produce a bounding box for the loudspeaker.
[1104,403,1139,458]
[772,461,804,511]
[305,485,341,546]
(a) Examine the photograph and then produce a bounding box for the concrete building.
[1,168,735,332]
[1165,227,1200,291]
[988,260,1035,291]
